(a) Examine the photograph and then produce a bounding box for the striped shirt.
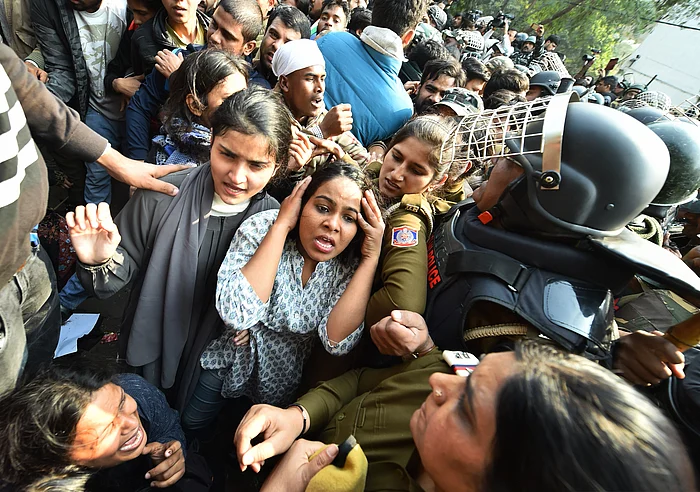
[0,60,45,286]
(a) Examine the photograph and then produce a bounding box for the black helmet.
[499,102,700,294]
[498,100,669,238]
[529,70,561,96]
[440,95,700,295]
[623,106,671,125]
[647,120,700,206]
[557,77,575,93]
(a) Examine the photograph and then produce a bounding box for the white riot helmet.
[461,30,485,53]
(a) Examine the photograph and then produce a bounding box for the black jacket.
[31,0,90,117]
[130,8,210,76]
[31,0,133,118]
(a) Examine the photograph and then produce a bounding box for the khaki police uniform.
[364,161,465,327]
[297,349,448,491]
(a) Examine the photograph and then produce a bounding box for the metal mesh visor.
[635,90,672,111]
[442,96,673,237]
[530,52,571,78]
[440,95,559,174]
[672,97,700,120]
[462,30,485,51]
[617,98,650,112]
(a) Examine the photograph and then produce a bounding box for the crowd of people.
[1,0,700,490]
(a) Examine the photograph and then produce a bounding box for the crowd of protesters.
[1,0,700,490]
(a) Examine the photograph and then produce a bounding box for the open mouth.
[311,97,324,107]
[119,426,144,452]
[223,183,246,197]
[314,235,335,254]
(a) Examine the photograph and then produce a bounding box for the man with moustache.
[253,5,310,88]
[125,0,264,160]
[411,57,464,115]
[273,39,368,176]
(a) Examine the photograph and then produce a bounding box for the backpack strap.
[446,249,531,293]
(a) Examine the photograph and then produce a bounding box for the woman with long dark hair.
[182,163,385,430]
[149,48,248,166]
[66,88,293,411]
[0,355,207,491]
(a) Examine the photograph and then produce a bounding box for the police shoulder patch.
[391,226,419,247]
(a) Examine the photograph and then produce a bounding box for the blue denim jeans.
[58,273,88,312]
[181,369,227,432]
[84,108,126,204]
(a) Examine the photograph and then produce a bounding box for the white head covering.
[272,39,326,78]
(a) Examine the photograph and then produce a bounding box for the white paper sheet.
[53,313,100,358]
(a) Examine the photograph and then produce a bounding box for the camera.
[465,9,482,23]
[490,11,514,28]
[582,48,601,63]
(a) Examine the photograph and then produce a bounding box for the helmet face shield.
[441,94,671,237]
[440,95,558,179]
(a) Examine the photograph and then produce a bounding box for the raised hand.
[275,176,312,232]
[319,104,353,138]
[308,135,346,161]
[288,129,315,172]
[155,49,184,79]
[234,404,306,473]
[403,80,419,96]
[142,440,185,488]
[66,203,121,265]
[357,190,385,262]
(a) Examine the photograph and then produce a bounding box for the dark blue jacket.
[83,374,212,491]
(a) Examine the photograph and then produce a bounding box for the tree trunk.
[540,0,589,24]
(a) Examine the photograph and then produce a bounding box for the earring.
[434,389,443,398]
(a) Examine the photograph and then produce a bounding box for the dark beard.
[66,0,101,12]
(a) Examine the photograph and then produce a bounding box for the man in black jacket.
[31,0,129,205]
[130,0,211,76]
[125,0,266,160]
